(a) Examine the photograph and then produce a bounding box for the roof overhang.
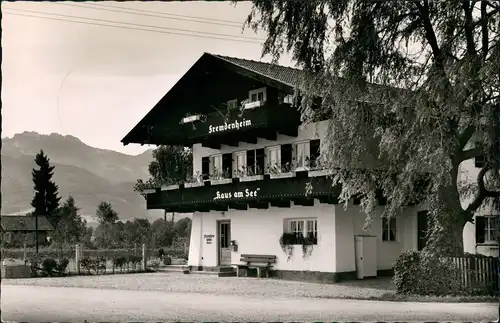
[121,53,301,146]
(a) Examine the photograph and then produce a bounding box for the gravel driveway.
[2,272,394,299]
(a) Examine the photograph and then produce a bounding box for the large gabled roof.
[211,54,305,88]
[121,53,306,146]
[1,215,55,232]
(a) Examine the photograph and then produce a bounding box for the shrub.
[393,251,422,295]
[57,258,70,274]
[148,258,161,270]
[394,251,465,296]
[80,257,94,274]
[41,258,58,277]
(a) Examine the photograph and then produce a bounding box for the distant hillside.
[1,132,166,221]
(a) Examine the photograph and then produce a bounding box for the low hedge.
[394,250,498,296]
[29,256,70,277]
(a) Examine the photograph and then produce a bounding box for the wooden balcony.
[148,102,301,148]
[145,171,341,213]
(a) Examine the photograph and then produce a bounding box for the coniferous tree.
[31,150,61,225]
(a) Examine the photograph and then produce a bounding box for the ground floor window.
[287,218,318,244]
[382,217,397,242]
[476,215,498,243]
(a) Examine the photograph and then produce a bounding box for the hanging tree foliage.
[245,0,500,256]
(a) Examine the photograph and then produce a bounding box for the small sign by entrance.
[208,119,251,134]
[214,188,260,200]
[204,233,214,244]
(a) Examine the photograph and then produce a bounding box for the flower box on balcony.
[185,182,204,188]
[161,184,180,191]
[244,101,262,110]
[308,169,332,177]
[211,178,233,185]
[240,174,265,182]
[269,172,294,180]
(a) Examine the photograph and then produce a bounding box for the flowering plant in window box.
[184,172,204,188]
[279,232,315,260]
[237,166,265,182]
[210,168,232,185]
[308,159,332,177]
[267,163,294,179]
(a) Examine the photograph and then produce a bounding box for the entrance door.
[218,221,231,266]
[417,211,429,251]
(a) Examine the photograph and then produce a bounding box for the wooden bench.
[234,254,277,278]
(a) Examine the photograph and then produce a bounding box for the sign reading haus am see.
[214,188,261,200]
[208,118,251,134]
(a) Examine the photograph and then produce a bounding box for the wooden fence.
[446,256,499,292]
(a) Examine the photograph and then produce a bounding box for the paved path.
[2,285,497,322]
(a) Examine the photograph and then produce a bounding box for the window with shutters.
[485,216,497,242]
[242,149,265,176]
[475,215,498,244]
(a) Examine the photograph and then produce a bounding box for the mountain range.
[1,132,167,224]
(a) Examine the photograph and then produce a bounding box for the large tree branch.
[458,125,476,150]
[414,1,446,70]
[462,0,477,56]
[464,165,499,221]
[460,147,482,162]
[481,0,489,59]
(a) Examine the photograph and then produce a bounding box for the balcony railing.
[148,159,330,194]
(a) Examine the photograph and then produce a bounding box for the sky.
[2,1,294,155]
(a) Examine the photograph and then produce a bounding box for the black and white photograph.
[0,0,499,321]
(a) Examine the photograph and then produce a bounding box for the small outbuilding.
[1,215,55,246]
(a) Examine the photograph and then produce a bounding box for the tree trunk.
[425,184,467,257]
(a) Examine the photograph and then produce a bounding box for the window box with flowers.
[235,166,265,182]
[279,218,318,260]
[184,172,204,188]
[210,168,233,185]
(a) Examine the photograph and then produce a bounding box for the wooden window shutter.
[475,216,486,244]
[246,150,255,173]
[281,144,292,168]
[201,157,210,180]
[222,153,233,177]
[255,149,265,174]
[309,139,320,167]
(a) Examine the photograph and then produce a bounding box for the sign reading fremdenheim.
[208,119,251,134]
